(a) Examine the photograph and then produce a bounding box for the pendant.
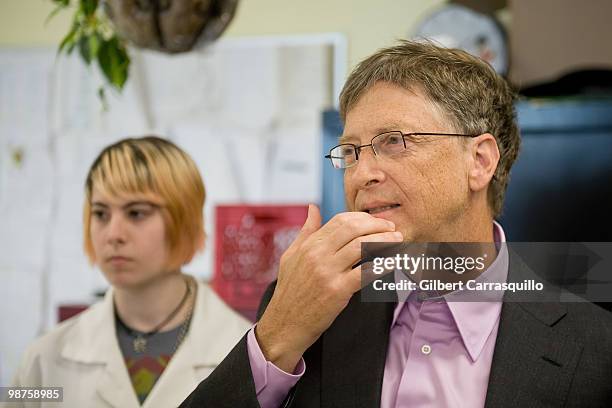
[133,335,147,353]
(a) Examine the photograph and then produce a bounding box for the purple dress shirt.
[247,222,508,408]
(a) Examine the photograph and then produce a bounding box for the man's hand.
[255,204,403,373]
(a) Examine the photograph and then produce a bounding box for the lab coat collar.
[59,277,244,407]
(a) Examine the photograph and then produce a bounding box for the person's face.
[343,82,472,242]
[89,188,172,289]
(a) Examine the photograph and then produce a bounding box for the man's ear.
[468,133,500,192]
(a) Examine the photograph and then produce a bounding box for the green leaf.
[97,36,130,91]
[78,33,101,65]
[89,33,101,60]
[66,39,78,55]
[78,36,92,64]
[45,3,67,25]
[52,0,70,6]
[80,0,98,17]
[98,86,109,111]
[58,22,79,55]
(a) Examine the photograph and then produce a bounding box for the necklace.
[116,276,192,353]
[173,278,196,353]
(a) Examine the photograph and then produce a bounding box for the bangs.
[86,142,159,202]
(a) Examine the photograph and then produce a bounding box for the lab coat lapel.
[141,337,205,408]
[61,289,140,408]
[95,348,141,408]
[142,281,245,407]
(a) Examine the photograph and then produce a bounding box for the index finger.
[312,211,396,252]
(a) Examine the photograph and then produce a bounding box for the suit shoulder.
[564,301,612,336]
[556,300,612,364]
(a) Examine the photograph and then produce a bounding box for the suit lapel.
[321,288,396,408]
[485,250,584,407]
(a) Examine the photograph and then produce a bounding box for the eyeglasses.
[325,131,479,169]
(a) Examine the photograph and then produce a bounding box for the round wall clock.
[413,4,509,75]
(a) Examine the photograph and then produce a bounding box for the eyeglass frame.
[324,131,481,169]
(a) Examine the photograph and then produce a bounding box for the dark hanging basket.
[103,0,239,53]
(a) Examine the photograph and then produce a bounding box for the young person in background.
[12,136,250,407]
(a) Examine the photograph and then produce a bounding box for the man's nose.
[348,147,385,188]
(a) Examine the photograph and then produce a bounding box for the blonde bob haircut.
[83,136,205,270]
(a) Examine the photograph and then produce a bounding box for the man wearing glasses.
[181,41,612,407]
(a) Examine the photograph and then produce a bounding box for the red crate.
[58,304,89,322]
[213,205,308,321]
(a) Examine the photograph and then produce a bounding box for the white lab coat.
[9,278,251,408]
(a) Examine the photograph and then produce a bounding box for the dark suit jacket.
[181,250,612,407]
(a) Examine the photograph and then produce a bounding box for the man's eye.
[385,135,403,145]
[340,147,354,156]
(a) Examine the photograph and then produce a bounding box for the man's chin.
[396,226,419,243]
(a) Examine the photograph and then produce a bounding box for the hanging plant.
[48,0,239,103]
[50,0,129,103]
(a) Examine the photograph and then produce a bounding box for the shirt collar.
[390,221,509,362]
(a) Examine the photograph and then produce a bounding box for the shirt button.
[421,344,432,355]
